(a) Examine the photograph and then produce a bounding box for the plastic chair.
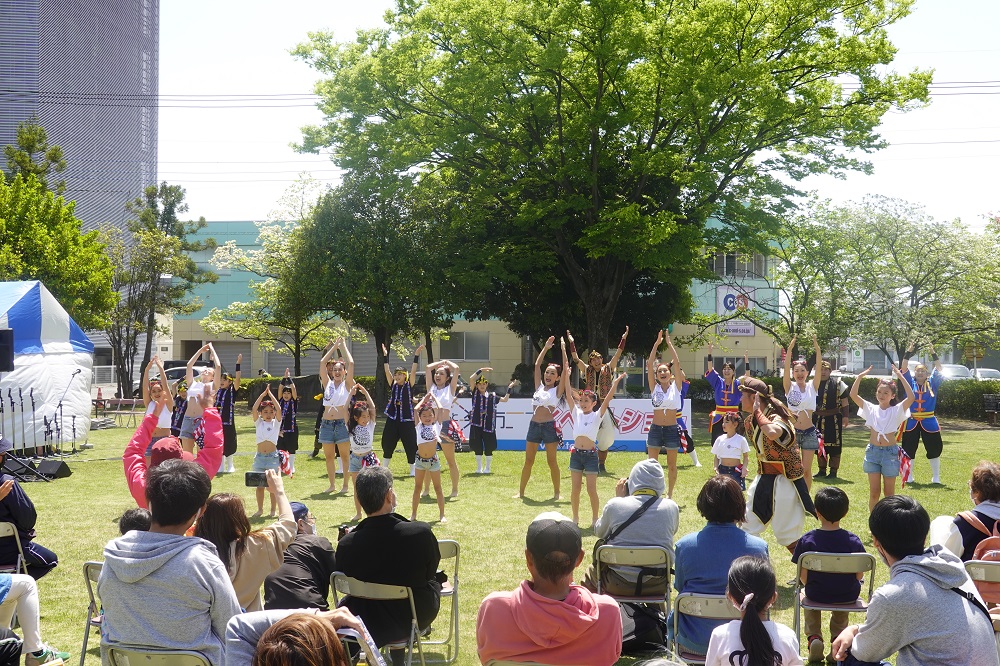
[594,545,672,614]
[422,539,458,663]
[0,523,26,575]
[106,646,210,665]
[792,552,877,643]
[331,572,426,666]
[671,592,742,665]
[81,561,103,666]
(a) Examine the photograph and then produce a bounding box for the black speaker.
[0,329,12,372]
[36,460,71,479]
[2,459,34,475]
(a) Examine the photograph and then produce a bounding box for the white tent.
[0,281,94,452]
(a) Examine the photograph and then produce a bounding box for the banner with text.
[716,285,756,336]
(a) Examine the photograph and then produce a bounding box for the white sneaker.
[226,459,236,473]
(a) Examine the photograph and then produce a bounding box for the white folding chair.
[422,539,458,663]
[81,561,103,666]
[0,523,26,575]
[331,572,426,666]
[106,646,210,665]
[671,592,741,665]
[594,545,672,615]
[793,552,877,643]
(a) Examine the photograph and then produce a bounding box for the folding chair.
[81,561,103,666]
[106,646,210,665]
[422,539,458,663]
[331,572,426,666]
[594,545,672,615]
[0,523,26,575]
[792,552,877,643]
[671,592,742,664]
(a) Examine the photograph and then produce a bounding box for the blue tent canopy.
[0,281,94,354]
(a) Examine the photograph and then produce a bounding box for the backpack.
[620,602,667,655]
[959,510,1000,604]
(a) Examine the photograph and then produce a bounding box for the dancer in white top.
[140,355,173,465]
[646,330,685,499]
[251,385,282,518]
[515,336,568,500]
[318,338,354,494]
[347,383,378,522]
[850,365,915,511]
[565,367,626,527]
[783,334,823,490]
[425,358,462,497]
[181,344,221,454]
[412,393,447,523]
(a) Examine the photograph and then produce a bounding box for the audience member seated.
[831,495,999,666]
[930,460,1000,561]
[195,469,296,612]
[0,437,57,580]
[336,466,441,666]
[669,475,768,657]
[99,459,241,665]
[264,501,337,611]
[225,608,363,666]
[583,458,679,596]
[118,508,151,535]
[123,392,222,509]
[476,511,623,666]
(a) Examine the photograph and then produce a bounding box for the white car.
[940,364,974,380]
[974,368,1000,381]
[132,365,208,395]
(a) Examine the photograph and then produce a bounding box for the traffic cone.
[97,387,103,400]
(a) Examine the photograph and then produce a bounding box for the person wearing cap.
[568,326,629,473]
[263,502,337,611]
[0,437,58,580]
[583,459,679,596]
[738,375,816,553]
[814,358,850,479]
[477,511,622,666]
[123,390,223,510]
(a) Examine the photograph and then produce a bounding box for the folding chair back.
[106,646,210,665]
[0,522,26,575]
[672,593,741,665]
[793,552,877,642]
[594,545,672,612]
[81,561,104,666]
[966,559,1000,583]
[331,572,426,666]
[423,539,459,663]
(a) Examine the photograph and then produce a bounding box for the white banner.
[453,398,693,452]
[716,285,756,336]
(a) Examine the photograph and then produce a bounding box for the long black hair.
[726,555,781,666]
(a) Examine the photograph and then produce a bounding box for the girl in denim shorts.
[645,329,685,499]
[783,334,824,490]
[251,386,283,518]
[516,335,568,500]
[411,394,446,523]
[347,383,379,522]
[850,365,915,511]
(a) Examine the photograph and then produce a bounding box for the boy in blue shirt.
[792,486,866,663]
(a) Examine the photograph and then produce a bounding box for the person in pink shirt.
[123,391,223,509]
[476,511,622,666]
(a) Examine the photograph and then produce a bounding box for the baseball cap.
[0,437,11,454]
[290,501,310,522]
[526,512,581,562]
[150,437,195,467]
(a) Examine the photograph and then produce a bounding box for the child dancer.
[140,356,173,465]
[712,412,750,490]
[180,344,221,454]
[646,330,685,498]
[251,386,282,518]
[170,380,187,437]
[426,358,462,497]
[565,360,626,526]
[783,335,823,490]
[850,365,915,511]
[412,393,446,523]
[347,383,379,521]
[276,369,299,475]
[215,353,242,474]
[515,336,568,500]
[468,369,513,474]
[705,555,803,666]
[381,343,420,476]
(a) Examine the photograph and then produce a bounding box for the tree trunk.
[583,296,615,361]
[140,287,156,379]
[373,326,391,410]
[423,327,434,363]
[293,333,302,376]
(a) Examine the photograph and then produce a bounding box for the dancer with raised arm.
[814,359,850,479]
[380,343,420,476]
[276,369,298,475]
[900,344,945,484]
[317,338,354,494]
[347,383,378,522]
[215,353,242,474]
[140,356,173,465]
[568,326,629,473]
[783,334,823,490]
[515,336,567,500]
[646,330,684,499]
[467,369,513,474]
[180,344,221,454]
[412,392,447,523]
[850,365,915,511]
[426,358,462,497]
[705,343,742,442]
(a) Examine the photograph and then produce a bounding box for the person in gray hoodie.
[831,495,999,666]
[583,459,679,596]
[98,459,241,666]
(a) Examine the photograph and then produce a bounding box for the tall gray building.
[0,0,158,230]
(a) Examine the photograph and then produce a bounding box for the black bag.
[620,602,667,655]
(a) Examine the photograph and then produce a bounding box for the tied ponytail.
[727,556,781,666]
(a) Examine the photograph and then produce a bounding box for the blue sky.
[161,0,1000,229]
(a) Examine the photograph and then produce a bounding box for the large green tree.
[0,173,116,329]
[294,0,929,355]
[3,117,66,194]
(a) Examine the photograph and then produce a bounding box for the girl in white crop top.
[783,334,824,488]
[850,364,915,511]
[412,393,446,524]
[318,338,355,494]
[141,357,174,441]
[181,343,221,454]
[251,386,282,518]
[565,373,627,526]
[646,330,686,499]
[516,336,570,501]
[346,383,378,522]
[425,359,462,498]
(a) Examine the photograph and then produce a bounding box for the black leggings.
[222,423,238,457]
[469,426,497,455]
[382,419,417,464]
[901,426,943,460]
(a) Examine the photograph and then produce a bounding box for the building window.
[709,253,768,280]
[705,356,767,376]
[440,332,490,361]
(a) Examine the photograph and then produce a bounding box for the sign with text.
[716,285,756,336]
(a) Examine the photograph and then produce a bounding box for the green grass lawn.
[28,409,996,664]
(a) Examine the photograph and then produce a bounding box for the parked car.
[132,364,209,396]
[940,363,974,380]
[974,368,1000,381]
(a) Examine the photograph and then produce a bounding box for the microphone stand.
[29,389,38,457]
[18,389,25,455]
[55,371,80,457]
[4,387,46,481]
[5,390,13,450]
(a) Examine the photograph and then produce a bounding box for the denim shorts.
[318,418,349,444]
[348,451,379,473]
[647,423,680,450]
[252,450,281,472]
[179,416,201,440]
[569,448,599,474]
[717,464,746,490]
[145,435,166,456]
[796,426,820,451]
[526,420,561,445]
[863,444,900,477]
[415,455,441,472]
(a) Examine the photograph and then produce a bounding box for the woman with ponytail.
[705,556,802,666]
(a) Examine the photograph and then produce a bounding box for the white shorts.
[742,473,805,547]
